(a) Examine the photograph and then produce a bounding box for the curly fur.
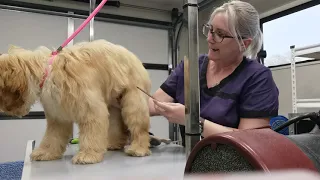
[0,39,152,164]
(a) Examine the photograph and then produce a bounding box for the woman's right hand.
[148,88,174,116]
[153,100,186,125]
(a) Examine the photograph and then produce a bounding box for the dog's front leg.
[72,106,109,164]
[30,118,73,161]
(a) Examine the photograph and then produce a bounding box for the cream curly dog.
[0,39,152,164]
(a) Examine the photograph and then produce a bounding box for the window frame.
[259,0,320,68]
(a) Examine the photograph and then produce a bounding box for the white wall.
[176,0,229,61]
[270,62,320,117]
[0,6,170,162]
[12,0,172,22]
[176,6,213,63]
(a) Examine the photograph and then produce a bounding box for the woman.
[150,0,279,144]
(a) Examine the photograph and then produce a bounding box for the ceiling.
[7,0,314,21]
[120,0,313,17]
[244,0,312,18]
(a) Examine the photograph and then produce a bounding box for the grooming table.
[21,140,186,180]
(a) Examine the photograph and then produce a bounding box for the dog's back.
[51,39,152,100]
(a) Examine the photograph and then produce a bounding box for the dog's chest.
[40,81,68,120]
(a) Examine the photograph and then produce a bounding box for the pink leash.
[49,0,108,65]
[40,0,108,88]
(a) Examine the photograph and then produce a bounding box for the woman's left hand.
[153,100,185,125]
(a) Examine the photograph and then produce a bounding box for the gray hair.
[209,0,263,59]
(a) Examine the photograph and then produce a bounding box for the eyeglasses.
[202,24,234,43]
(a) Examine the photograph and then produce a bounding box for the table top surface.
[21,140,187,180]
[20,140,320,180]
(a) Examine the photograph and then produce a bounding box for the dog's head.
[0,45,34,117]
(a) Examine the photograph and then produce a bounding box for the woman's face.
[206,13,241,62]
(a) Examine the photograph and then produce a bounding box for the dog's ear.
[8,44,25,54]
[0,56,28,113]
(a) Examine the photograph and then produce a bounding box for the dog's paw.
[72,151,104,164]
[125,146,151,157]
[30,148,62,161]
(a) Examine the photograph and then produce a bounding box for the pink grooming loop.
[39,0,108,88]
[48,0,108,65]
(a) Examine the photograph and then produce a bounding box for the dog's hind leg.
[107,106,129,151]
[72,102,109,164]
[30,117,73,161]
[120,88,151,157]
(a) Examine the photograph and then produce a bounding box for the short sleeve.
[239,68,279,118]
[160,60,184,99]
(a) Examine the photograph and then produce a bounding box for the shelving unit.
[290,43,320,113]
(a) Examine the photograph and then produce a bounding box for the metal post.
[89,0,96,41]
[67,11,74,47]
[168,28,177,141]
[171,10,182,143]
[290,45,297,113]
[183,0,201,158]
